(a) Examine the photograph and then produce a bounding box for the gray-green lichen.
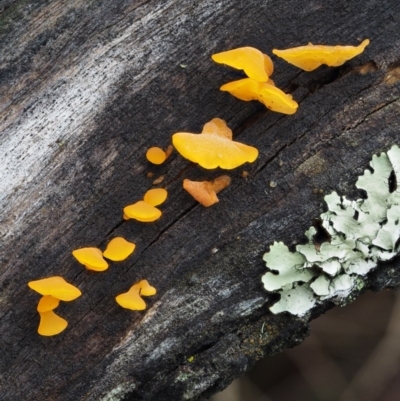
[262,145,400,316]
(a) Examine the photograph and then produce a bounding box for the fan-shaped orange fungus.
[213,175,232,193]
[146,145,173,165]
[123,200,162,222]
[138,279,157,296]
[103,237,136,262]
[116,283,146,310]
[172,118,258,170]
[201,118,232,139]
[272,39,370,71]
[183,175,232,207]
[72,247,109,271]
[37,295,60,312]
[38,310,68,336]
[143,188,168,206]
[115,280,157,311]
[146,147,166,165]
[28,276,82,301]
[220,78,298,115]
[212,47,273,82]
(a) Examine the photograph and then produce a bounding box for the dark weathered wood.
[1,0,400,400]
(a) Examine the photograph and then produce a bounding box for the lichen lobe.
[262,145,400,316]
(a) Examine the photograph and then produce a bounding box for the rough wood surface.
[1,0,400,400]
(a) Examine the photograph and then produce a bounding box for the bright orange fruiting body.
[72,247,109,271]
[38,310,68,336]
[138,279,157,296]
[172,118,258,169]
[115,280,157,310]
[146,147,167,165]
[183,179,219,207]
[212,47,273,82]
[220,78,298,115]
[183,175,231,207]
[28,276,82,301]
[272,39,370,71]
[143,188,168,206]
[37,295,60,312]
[103,237,136,261]
[123,200,162,222]
[28,277,81,336]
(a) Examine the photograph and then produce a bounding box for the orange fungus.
[138,279,157,296]
[103,237,136,262]
[272,39,370,71]
[220,78,298,115]
[143,188,168,206]
[37,295,60,312]
[115,280,157,311]
[72,247,109,271]
[38,310,68,336]
[28,276,82,301]
[212,47,273,82]
[146,147,167,165]
[212,175,232,193]
[172,118,258,170]
[183,175,231,207]
[123,200,162,222]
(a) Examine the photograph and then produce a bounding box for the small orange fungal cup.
[172,118,258,170]
[146,145,173,165]
[220,78,298,115]
[212,47,273,82]
[115,280,157,311]
[272,39,370,71]
[123,200,162,222]
[183,175,232,207]
[28,276,81,336]
[146,147,166,165]
[103,237,136,262]
[72,247,109,271]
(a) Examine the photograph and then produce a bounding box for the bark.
[0,0,400,400]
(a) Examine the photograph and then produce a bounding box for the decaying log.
[1,0,400,400]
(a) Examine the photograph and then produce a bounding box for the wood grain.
[0,0,400,400]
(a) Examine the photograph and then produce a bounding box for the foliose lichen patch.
[262,144,400,316]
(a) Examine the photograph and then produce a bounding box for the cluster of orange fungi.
[211,41,369,114]
[124,188,168,222]
[28,277,82,336]
[28,40,369,336]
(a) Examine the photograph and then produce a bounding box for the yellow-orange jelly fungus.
[124,200,162,222]
[212,47,274,82]
[272,39,370,71]
[37,295,60,312]
[72,247,109,271]
[220,78,298,115]
[172,118,258,169]
[103,237,136,262]
[28,276,82,301]
[183,175,232,207]
[28,276,82,336]
[143,188,168,206]
[146,147,166,164]
[146,145,174,165]
[123,188,168,222]
[115,279,157,311]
